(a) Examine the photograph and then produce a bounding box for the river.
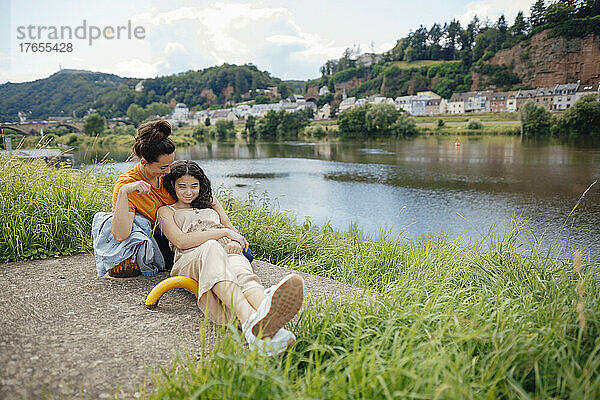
[82,136,600,257]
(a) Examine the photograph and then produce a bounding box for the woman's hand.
[223,241,243,254]
[225,229,249,251]
[121,180,151,195]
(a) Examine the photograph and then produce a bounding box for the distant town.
[165,80,600,127]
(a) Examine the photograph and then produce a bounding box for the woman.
[108,119,241,277]
[157,160,304,355]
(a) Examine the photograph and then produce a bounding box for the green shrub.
[519,100,552,137]
[467,119,483,129]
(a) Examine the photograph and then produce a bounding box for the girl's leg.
[211,280,255,325]
[243,287,266,310]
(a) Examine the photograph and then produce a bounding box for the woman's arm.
[157,206,248,251]
[111,181,150,242]
[211,197,239,233]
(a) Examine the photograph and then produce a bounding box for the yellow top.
[111,163,174,224]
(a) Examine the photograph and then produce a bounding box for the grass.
[0,156,113,262]
[1,158,599,398]
[418,124,521,136]
[414,112,522,123]
[383,60,459,70]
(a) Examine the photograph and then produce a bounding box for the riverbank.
[3,112,526,153]
[1,157,599,398]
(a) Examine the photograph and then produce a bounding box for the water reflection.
[80,137,600,256]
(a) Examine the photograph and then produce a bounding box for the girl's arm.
[157,206,248,251]
[211,197,239,233]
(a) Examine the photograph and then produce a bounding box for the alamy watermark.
[16,20,146,53]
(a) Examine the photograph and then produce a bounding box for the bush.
[215,119,235,138]
[519,100,552,137]
[303,125,328,139]
[552,95,600,138]
[83,113,105,136]
[338,104,417,137]
[467,119,483,129]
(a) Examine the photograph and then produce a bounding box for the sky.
[0,0,536,84]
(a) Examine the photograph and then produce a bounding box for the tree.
[510,11,529,37]
[577,0,600,17]
[254,94,271,104]
[520,100,552,137]
[545,2,575,23]
[245,115,257,138]
[83,113,105,136]
[553,94,600,137]
[127,104,148,126]
[443,20,462,60]
[391,112,418,137]
[337,105,371,136]
[204,117,211,126]
[277,82,291,99]
[215,119,235,138]
[496,14,508,43]
[428,23,444,60]
[530,0,547,28]
[145,102,171,118]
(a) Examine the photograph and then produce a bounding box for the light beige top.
[168,206,232,263]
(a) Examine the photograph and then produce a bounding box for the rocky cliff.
[472,29,600,89]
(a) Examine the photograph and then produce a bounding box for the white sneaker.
[244,273,304,339]
[243,326,296,357]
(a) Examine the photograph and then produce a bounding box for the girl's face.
[174,174,200,205]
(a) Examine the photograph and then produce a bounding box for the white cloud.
[127,3,347,79]
[164,42,187,55]
[112,58,161,78]
[455,0,536,26]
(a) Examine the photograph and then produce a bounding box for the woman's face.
[141,152,175,180]
[174,174,200,205]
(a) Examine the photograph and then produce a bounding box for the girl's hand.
[223,241,242,254]
[122,180,151,195]
[225,229,249,251]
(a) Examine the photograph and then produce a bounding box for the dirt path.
[0,254,366,399]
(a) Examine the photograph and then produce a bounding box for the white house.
[172,103,189,124]
[395,95,427,115]
[448,93,466,114]
[464,91,493,113]
[553,83,579,110]
[319,86,330,96]
[317,104,331,119]
[338,97,357,112]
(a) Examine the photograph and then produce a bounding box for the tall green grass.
[156,189,597,399]
[0,157,113,262]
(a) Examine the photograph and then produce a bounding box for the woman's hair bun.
[133,119,175,162]
[138,119,171,143]
[151,120,172,138]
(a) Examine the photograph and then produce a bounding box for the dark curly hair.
[133,119,175,163]
[163,160,213,209]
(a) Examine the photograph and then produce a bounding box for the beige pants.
[171,240,262,324]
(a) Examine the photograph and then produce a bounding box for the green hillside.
[0,64,281,122]
[0,69,131,122]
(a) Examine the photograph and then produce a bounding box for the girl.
[158,160,304,355]
[109,119,243,277]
